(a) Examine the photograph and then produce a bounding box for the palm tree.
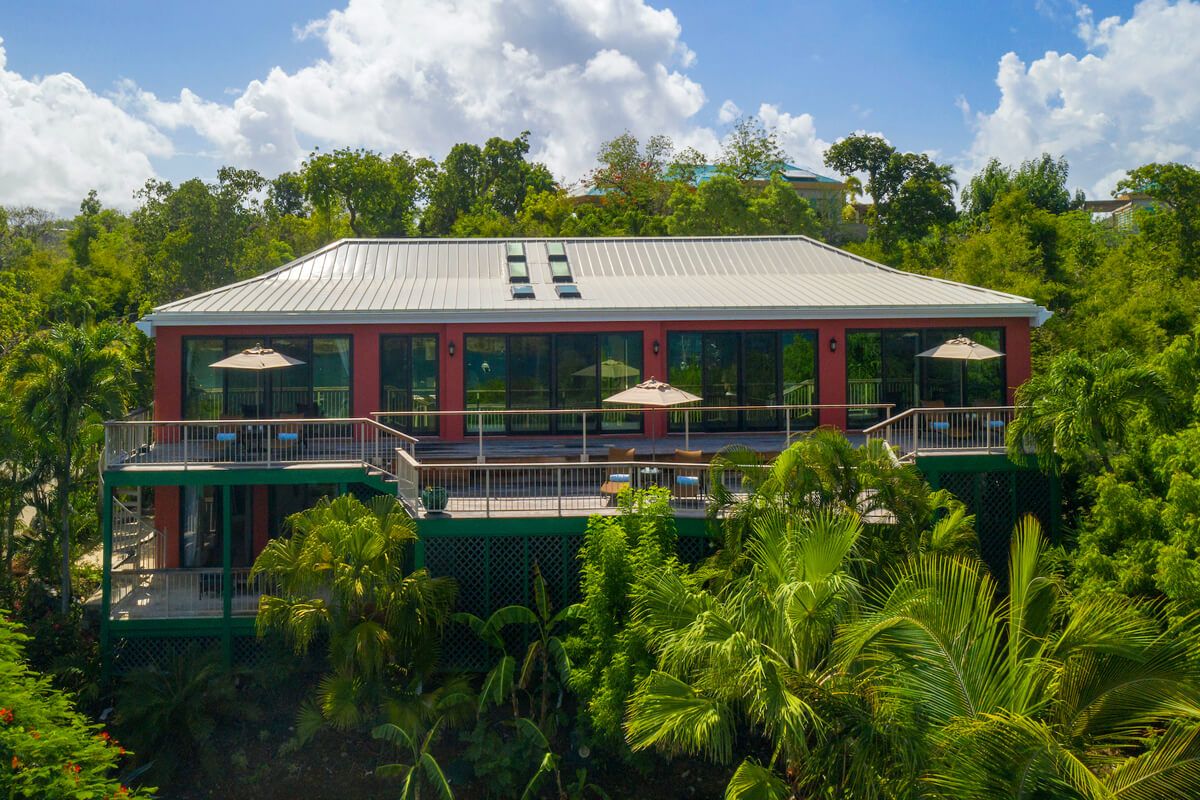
[708,429,976,581]
[625,510,918,798]
[1009,350,1169,473]
[252,494,457,736]
[836,516,1200,798]
[7,322,132,611]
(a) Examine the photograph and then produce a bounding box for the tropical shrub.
[114,647,250,784]
[839,517,1200,799]
[251,494,457,738]
[0,613,151,799]
[566,486,677,750]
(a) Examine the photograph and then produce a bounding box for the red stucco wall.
[153,316,1035,441]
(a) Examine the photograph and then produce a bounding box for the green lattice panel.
[111,636,222,673]
[529,535,569,609]
[565,535,585,604]
[940,472,976,511]
[978,472,1014,586]
[1014,470,1053,534]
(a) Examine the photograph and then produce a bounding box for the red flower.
[0,708,13,724]
[10,756,19,770]
[99,731,111,741]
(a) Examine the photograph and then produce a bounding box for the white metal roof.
[140,236,1051,330]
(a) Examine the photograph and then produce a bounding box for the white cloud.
[964,0,1200,197]
[0,0,849,212]
[135,0,710,186]
[756,103,830,170]
[717,99,741,125]
[0,38,172,212]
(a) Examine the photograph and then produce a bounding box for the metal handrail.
[105,416,420,446]
[863,406,1015,462]
[373,402,894,418]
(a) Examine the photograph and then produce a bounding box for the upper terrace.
[103,403,1015,520]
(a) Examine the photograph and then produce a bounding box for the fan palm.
[252,494,457,735]
[6,322,132,610]
[837,516,1200,798]
[625,510,918,798]
[1009,349,1169,474]
[707,429,976,583]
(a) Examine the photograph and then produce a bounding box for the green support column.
[99,480,113,681]
[222,485,233,668]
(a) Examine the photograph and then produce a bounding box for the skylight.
[506,242,528,282]
[511,284,536,299]
[555,283,581,299]
[547,241,572,282]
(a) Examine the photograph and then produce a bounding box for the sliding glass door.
[380,334,439,434]
[465,332,643,434]
[667,330,818,432]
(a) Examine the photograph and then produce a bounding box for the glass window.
[555,334,597,434]
[744,332,778,429]
[380,335,439,435]
[311,337,351,418]
[702,333,740,430]
[466,335,507,434]
[180,486,251,568]
[965,329,1005,407]
[183,338,224,419]
[509,336,551,433]
[599,333,643,432]
[781,331,817,429]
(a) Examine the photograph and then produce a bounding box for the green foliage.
[715,116,787,182]
[374,719,456,800]
[1118,161,1200,274]
[665,175,819,237]
[302,147,425,237]
[0,614,151,799]
[114,647,250,784]
[824,133,957,245]
[566,487,677,751]
[252,494,456,735]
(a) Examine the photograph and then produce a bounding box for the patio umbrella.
[210,344,305,417]
[573,358,641,380]
[916,336,1002,407]
[604,378,701,451]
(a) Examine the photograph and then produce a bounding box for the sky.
[1,0,1197,214]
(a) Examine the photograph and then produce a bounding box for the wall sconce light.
[653,339,660,355]
[448,340,456,357]
[828,336,838,353]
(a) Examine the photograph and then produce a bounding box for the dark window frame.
[463,332,645,435]
[379,333,440,435]
[180,334,355,420]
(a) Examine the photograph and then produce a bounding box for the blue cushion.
[277,432,300,441]
[676,475,700,487]
[608,473,631,482]
[987,420,1006,429]
[215,432,238,443]
[930,421,950,432]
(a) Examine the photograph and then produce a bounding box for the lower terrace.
[100,404,1016,622]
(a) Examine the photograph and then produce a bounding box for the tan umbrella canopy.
[916,336,1003,361]
[210,344,305,417]
[573,358,641,380]
[604,378,702,450]
[916,336,1002,407]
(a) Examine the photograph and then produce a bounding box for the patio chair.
[213,416,243,460]
[274,413,305,458]
[971,398,1007,445]
[919,400,953,441]
[600,446,636,504]
[672,448,704,500]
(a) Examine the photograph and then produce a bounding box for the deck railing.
[111,497,164,571]
[864,406,1014,462]
[103,417,417,469]
[109,567,271,620]
[411,458,757,517]
[376,403,895,463]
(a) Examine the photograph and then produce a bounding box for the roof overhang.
[140,303,1052,329]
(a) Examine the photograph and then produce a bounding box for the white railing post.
[477,412,485,464]
[557,467,563,517]
[912,413,918,459]
[581,411,588,463]
[785,407,791,449]
[485,469,491,518]
[182,424,188,469]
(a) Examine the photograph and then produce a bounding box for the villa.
[98,235,1056,668]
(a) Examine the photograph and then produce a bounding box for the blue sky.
[0,0,1194,212]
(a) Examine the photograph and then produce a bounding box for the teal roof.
[583,163,842,196]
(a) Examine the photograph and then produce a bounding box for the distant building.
[575,163,847,219]
[1082,192,1155,230]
